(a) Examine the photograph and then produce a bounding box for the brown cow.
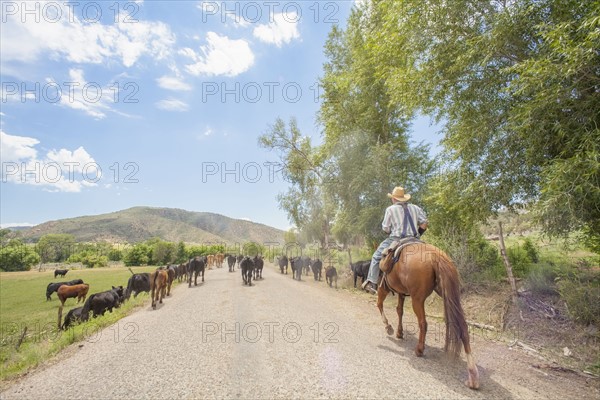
[215,253,224,268]
[150,268,168,309]
[57,283,89,306]
[207,254,215,270]
[56,283,89,329]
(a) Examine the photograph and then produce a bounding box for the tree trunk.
[346,246,353,267]
[498,222,519,305]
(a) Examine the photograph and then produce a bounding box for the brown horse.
[150,268,168,309]
[377,242,480,390]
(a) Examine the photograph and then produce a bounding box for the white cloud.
[1,2,175,69]
[157,75,192,91]
[56,68,116,119]
[0,130,99,192]
[156,98,189,112]
[0,223,35,229]
[178,47,198,60]
[253,12,300,47]
[0,131,39,161]
[185,32,254,77]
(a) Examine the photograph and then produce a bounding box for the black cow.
[82,286,124,318]
[177,262,188,282]
[290,257,303,281]
[311,259,323,281]
[46,279,84,301]
[277,255,288,274]
[62,306,86,330]
[125,273,150,300]
[166,265,177,296]
[351,260,371,288]
[253,255,264,280]
[236,254,244,266]
[227,254,236,272]
[302,257,312,276]
[54,269,68,278]
[188,256,206,287]
[240,257,254,286]
[326,266,338,288]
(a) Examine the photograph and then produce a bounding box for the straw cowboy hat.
[387,186,411,202]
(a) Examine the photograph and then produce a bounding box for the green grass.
[0,266,161,381]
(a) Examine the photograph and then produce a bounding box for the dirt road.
[2,264,598,399]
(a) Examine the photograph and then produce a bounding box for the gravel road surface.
[2,264,598,399]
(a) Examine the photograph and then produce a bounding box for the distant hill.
[18,207,286,245]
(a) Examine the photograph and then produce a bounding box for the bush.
[522,238,539,263]
[526,263,559,296]
[0,241,40,271]
[68,251,108,268]
[507,245,533,278]
[557,278,600,326]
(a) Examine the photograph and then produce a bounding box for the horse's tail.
[436,253,470,359]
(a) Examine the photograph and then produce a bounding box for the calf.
[326,266,338,288]
[177,263,188,282]
[166,265,176,296]
[240,257,255,286]
[253,255,264,280]
[311,259,323,281]
[46,279,84,301]
[290,257,303,281]
[82,286,124,318]
[227,254,236,272]
[54,269,68,278]
[277,255,288,274]
[302,257,312,276]
[62,306,86,330]
[150,268,168,309]
[125,273,150,300]
[351,260,371,288]
[188,256,206,287]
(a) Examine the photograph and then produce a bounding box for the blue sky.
[0,0,441,232]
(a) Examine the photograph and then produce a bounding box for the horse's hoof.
[415,348,424,357]
[396,332,403,339]
[385,325,394,335]
[465,379,480,390]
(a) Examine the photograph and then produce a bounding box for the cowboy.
[361,186,428,294]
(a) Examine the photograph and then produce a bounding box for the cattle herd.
[48,254,373,330]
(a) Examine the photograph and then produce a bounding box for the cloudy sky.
[0,0,440,231]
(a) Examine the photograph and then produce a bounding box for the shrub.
[507,245,533,278]
[557,278,600,326]
[522,238,539,263]
[526,263,559,296]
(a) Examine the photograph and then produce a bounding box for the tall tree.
[367,0,599,246]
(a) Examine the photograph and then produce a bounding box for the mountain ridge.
[18,206,286,245]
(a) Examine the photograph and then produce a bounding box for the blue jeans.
[366,236,402,285]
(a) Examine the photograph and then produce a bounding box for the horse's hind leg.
[396,295,406,339]
[377,287,393,336]
[411,296,427,357]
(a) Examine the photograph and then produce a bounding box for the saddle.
[380,237,423,273]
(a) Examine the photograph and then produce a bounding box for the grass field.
[0,266,164,382]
